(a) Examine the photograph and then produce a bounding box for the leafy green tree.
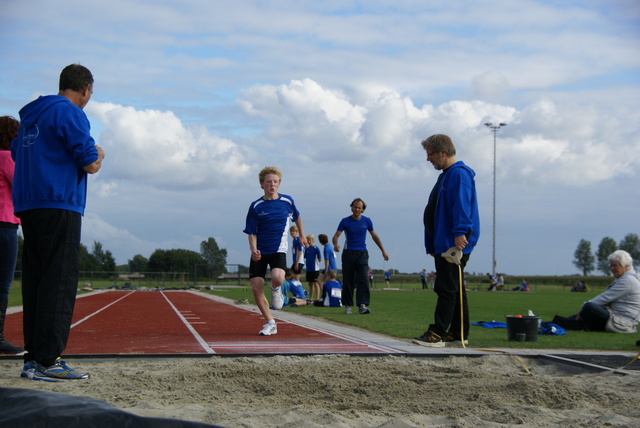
[573,239,595,276]
[148,249,168,272]
[619,233,640,268]
[148,249,205,273]
[596,237,618,275]
[200,237,227,279]
[128,254,149,272]
[79,243,100,271]
[91,241,116,272]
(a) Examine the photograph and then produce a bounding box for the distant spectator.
[570,281,587,292]
[512,279,529,292]
[486,273,497,291]
[420,269,427,290]
[428,271,436,289]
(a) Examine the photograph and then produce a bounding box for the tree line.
[573,233,639,276]
[15,236,228,279]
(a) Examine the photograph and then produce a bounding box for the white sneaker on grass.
[271,286,284,310]
[259,322,277,336]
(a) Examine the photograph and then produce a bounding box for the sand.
[1,354,639,427]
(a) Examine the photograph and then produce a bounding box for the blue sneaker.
[26,358,90,382]
[20,361,38,379]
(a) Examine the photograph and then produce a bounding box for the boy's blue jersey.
[322,280,342,307]
[292,237,304,265]
[304,245,321,272]
[244,193,300,255]
[288,279,306,299]
[337,215,373,250]
[323,243,337,271]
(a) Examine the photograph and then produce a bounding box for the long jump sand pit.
[1,353,638,427]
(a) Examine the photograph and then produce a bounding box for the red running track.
[3,291,392,355]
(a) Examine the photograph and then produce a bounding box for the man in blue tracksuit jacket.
[11,64,104,381]
[414,134,480,347]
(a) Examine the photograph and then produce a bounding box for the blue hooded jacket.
[11,95,98,215]
[424,161,480,255]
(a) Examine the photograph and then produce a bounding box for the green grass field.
[199,283,640,351]
[7,278,640,351]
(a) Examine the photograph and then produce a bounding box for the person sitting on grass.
[318,269,342,307]
[553,250,640,333]
[284,269,308,307]
[512,279,529,291]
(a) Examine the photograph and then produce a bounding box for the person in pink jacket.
[0,115,24,354]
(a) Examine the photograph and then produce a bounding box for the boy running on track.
[244,166,307,335]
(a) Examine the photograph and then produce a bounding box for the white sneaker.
[271,286,284,310]
[259,322,277,336]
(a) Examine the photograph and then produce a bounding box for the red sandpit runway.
[3,290,394,356]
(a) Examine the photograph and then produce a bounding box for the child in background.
[290,226,304,281]
[304,234,322,301]
[320,270,342,307]
[284,269,308,307]
[318,233,337,286]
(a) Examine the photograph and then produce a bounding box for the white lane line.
[71,291,136,329]
[161,292,215,354]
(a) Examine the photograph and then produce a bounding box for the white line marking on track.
[71,291,136,329]
[161,292,215,354]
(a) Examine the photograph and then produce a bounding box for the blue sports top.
[291,236,304,265]
[11,95,99,215]
[337,215,373,251]
[244,193,300,255]
[304,245,321,272]
[322,280,342,307]
[323,243,338,271]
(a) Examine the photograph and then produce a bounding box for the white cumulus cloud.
[86,102,252,190]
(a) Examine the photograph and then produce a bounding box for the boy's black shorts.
[250,253,287,279]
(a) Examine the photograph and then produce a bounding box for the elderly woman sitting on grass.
[553,250,640,333]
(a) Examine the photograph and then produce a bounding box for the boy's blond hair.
[306,233,314,241]
[259,166,282,182]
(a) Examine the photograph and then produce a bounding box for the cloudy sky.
[1,0,638,277]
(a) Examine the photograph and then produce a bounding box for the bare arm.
[295,217,308,247]
[369,230,389,261]
[248,235,260,261]
[332,230,342,252]
[83,145,105,174]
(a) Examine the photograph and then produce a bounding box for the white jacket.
[589,269,640,322]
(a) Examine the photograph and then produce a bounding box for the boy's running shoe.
[259,322,277,336]
[271,286,284,310]
[412,330,445,348]
[25,358,90,382]
[344,306,352,314]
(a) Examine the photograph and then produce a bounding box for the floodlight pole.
[484,122,507,277]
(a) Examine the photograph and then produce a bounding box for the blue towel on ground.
[539,323,566,335]
[472,321,507,329]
